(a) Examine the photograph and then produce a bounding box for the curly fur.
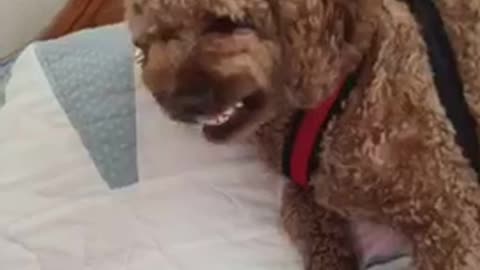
[125,0,480,269]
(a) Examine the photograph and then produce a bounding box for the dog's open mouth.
[204,16,253,35]
[200,91,265,141]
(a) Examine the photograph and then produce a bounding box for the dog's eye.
[133,39,149,66]
[160,28,180,42]
[134,47,146,65]
[204,16,254,34]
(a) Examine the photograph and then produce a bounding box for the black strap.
[282,111,304,178]
[405,0,480,179]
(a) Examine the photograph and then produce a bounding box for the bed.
[0,23,302,269]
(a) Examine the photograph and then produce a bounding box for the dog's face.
[126,0,358,143]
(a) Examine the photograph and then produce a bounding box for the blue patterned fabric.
[34,25,138,189]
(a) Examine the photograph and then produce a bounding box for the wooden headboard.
[41,0,125,40]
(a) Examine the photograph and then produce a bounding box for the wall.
[0,0,68,59]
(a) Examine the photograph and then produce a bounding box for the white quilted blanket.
[0,24,301,270]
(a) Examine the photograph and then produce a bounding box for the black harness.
[406,0,480,178]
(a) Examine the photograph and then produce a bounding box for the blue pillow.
[32,24,139,189]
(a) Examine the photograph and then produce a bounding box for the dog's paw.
[306,250,357,270]
[350,219,414,270]
[365,255,415,270]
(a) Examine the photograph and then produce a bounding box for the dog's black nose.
[174,62,218,115]
[173,88,214,114]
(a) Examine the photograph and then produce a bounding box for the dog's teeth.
[198,115,219,125]
[202,118,218,125]
[199,115,226,126]
[235,102,244,108]
[199,106,238,126]
[223,107,235,116]
[218,115,229,124]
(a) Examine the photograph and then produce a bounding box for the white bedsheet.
[0,25,301,270]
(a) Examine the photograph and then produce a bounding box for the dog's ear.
[276,0,363,108]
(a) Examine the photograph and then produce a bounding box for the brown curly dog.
[125,0,480,269]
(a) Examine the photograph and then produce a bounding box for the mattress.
[0,24,301,270]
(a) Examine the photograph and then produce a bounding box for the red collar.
[282,72,359,187]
